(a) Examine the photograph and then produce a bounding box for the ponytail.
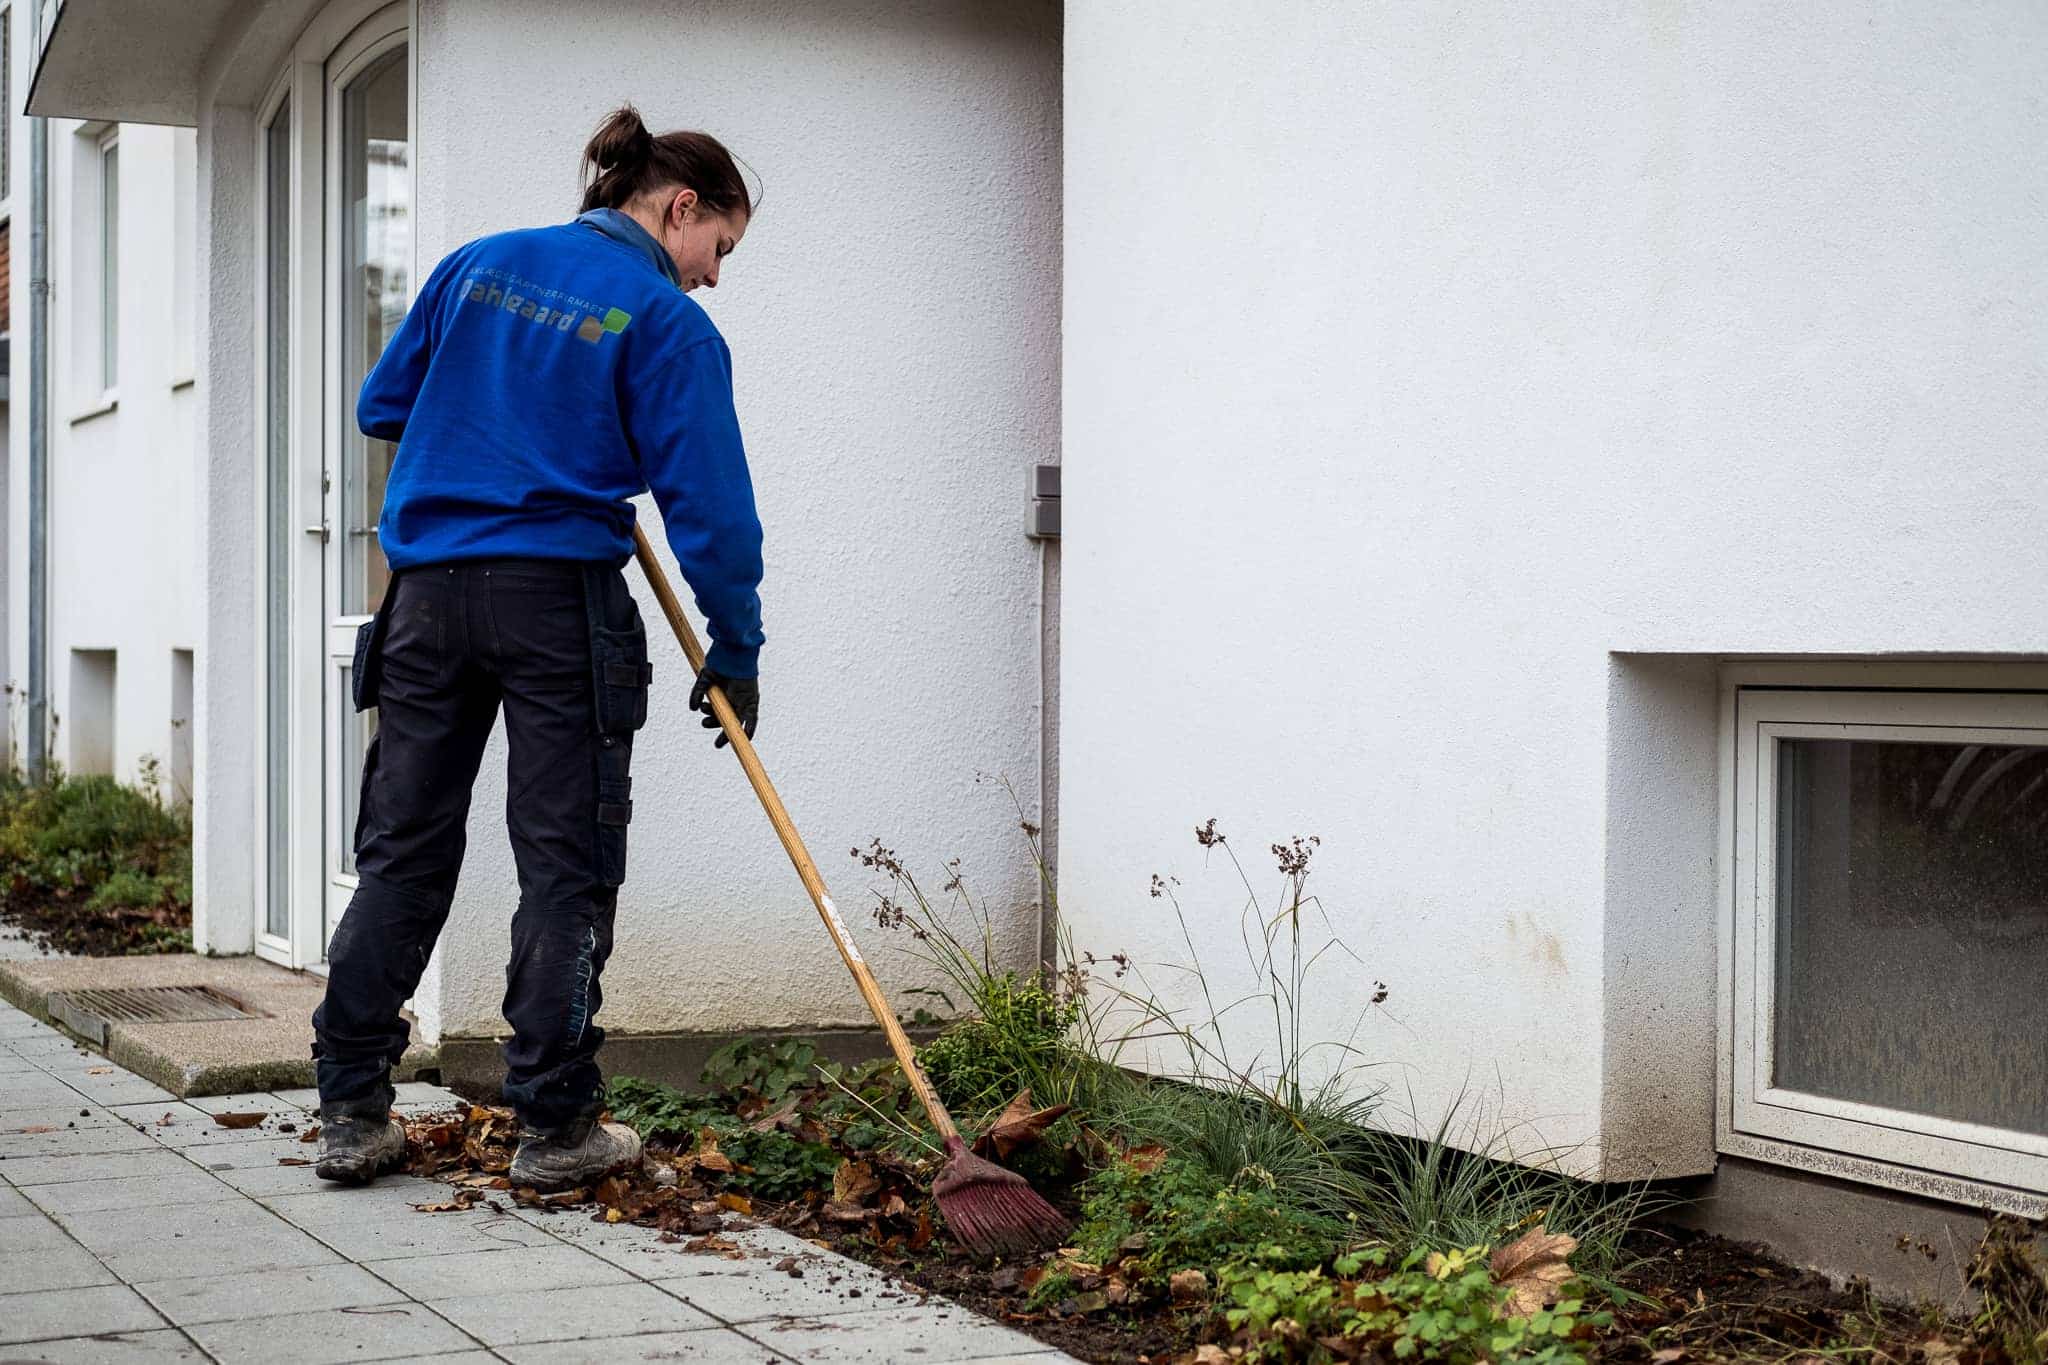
[578,104,753,220]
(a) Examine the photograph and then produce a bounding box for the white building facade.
[5,0,203,798]
[22,0,2048,1251]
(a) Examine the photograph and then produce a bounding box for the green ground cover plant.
[0,757,192,955]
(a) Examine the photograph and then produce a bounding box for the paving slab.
[0,1182,37,1216]
[365,1241,635,1300]
[0,1121,167,1161]
[0,1328,211,1361]
[265,1190,560,1260]
[181,1134,324,1170]
[106,1100,301,1148]
[134,1262,409,1327]
[497,1328,786,1364]
[1,1102,126,1133]
[427,1280,720,1347]
[0,1239,122,1293]
[0,1282,169,1346]
[653,1260,924,1325]
[185,1303,480,1365]
[22,1164,247,1215]
[56,1198,345,1282]
[2,1070,104,1106]
[0,1145,209,1186]
[743,1303,1059,1362]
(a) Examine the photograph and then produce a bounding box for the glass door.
[322,31,410,952]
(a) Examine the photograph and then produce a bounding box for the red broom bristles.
[932,1137,1069,1258]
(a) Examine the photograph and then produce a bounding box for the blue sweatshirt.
[358,209,765,677]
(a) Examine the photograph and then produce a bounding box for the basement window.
[1728,688,2048,1209]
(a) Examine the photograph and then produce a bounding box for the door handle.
[304,523,330,542]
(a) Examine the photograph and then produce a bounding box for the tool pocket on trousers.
[590,628,652,736]
[595,739,632,887]
[350,617,384,712]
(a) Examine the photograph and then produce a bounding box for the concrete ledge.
[439,1024,945,1101]
[1672,1155,2044,1305]
[0,953,435,1097]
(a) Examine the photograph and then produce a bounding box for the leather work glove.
[689,665,759,750]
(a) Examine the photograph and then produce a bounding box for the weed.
[1217,1241,1609,1363]
[1967,1215,2048,1365]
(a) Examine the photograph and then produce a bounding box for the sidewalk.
[0,1000,1078,1364]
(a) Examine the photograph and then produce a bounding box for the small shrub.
[1060,1153,1350,1293]
[1217,1241,1609,1364]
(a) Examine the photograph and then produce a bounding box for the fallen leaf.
[86,1067,112,1075]
[1016,1265,1048,1295]
[716,1192,753,1216]
[682,1233,746,1260]
[1122,1142,1167,1174]
[1195,1348,1233,1365]
[1061,1290,1109,1315]
[1650,1351,1688,1364]
[212,1112,266,1129]
[833,1159,881,1207]
[277,1157,312,1166]
[1171,1269,1209,1302]
[746,1097,801,1134]
[156,1114,177,1127]
[971,1090,1073,1161]
[688,1127,735,1175]
[299,1126,320,1143]
[412,1188,483,1213]
[1490,1225,1579,1318]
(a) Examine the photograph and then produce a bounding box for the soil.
[401,1102,1977,1365]
[0,885,190,956]
[806,1221,1948,1364]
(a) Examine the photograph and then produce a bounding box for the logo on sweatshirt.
[461,273,631,344]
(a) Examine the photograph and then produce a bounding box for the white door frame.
[250,0,413,970]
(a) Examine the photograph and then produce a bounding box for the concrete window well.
[1721,680,2048,1211]
[66,647,116,776]
[1605,659,2048,1290]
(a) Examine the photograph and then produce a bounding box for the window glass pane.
[264,100,291,940]
[101,139,118,388]
[340,47,408,617]
[1774,737,2048,1135]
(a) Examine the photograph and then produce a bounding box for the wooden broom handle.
[631,523,961,1144]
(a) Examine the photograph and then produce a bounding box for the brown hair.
[578,105,753,221]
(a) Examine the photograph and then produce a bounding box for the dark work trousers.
[311,558,651,1133]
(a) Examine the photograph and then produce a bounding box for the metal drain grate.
[46,986,259,1046]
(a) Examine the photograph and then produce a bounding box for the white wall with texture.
[1059,0,2048,1177]
[410,0,1062,1040]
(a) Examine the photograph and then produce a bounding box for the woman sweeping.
[311,106,763,1190]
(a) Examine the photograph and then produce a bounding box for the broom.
[630,524,1068,1257]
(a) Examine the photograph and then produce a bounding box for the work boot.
[315,1111,407,1184]
[509,1114,643,1192]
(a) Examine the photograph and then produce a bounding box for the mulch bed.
[391,1104,1973,1365]
[0,888,189,956]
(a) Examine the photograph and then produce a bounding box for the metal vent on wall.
[46,986,259,1046]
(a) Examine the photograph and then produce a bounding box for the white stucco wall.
[1061,0,2048,1177]
[409,0,1062,1039]
[4,47,201,799]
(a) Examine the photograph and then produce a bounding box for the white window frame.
[95,124,117,392]
[1720,666,2048,1217]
